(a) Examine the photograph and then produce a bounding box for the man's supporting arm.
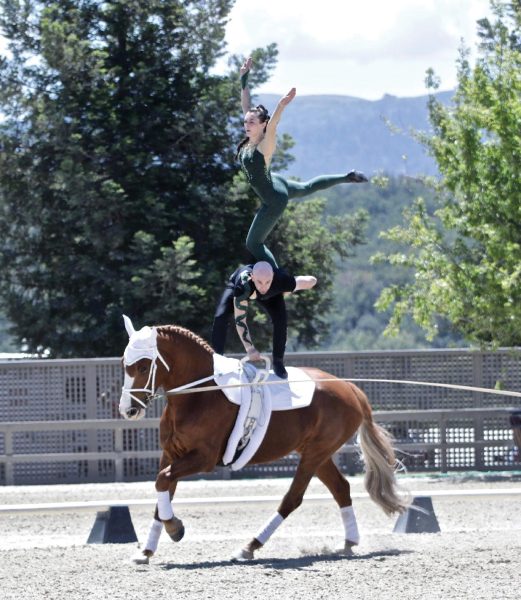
[234,297,260,359]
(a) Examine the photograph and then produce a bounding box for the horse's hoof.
[231,547,254,562]
[164,517,185,542]
[169,525,185,542]
[131,549,153,565]
[337,540,357,556]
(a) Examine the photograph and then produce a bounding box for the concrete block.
[87,505,138,544]
[393,496,440,534]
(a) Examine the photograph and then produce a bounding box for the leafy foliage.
[319,175,464,350]
[374,2,521,347]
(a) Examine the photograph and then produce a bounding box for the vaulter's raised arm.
[294,275,317,291]
[258,87,296,167]
[240,56,252,115]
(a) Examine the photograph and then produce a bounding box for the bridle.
[122,346,170,410]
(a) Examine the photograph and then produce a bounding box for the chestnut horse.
[119,318,407,563]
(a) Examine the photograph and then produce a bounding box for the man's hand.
[246,347,262,361]
[294,275,317,291]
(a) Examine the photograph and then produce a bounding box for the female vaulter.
[237,57,369,269]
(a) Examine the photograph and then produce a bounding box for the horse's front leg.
[131,459,178,565]
[132,482,178,565]
[155,449,214,544]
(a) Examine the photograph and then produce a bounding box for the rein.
[169,374,215,393]
[166,376,521,399]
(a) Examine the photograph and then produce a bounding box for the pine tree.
[0,1,276,355]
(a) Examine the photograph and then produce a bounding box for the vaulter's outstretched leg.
[277,171,368,201]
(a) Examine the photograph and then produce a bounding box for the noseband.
[122,348,170,409]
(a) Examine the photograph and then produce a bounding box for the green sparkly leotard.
[240,145,356,268]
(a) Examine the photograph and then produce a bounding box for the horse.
[118,316,408,563]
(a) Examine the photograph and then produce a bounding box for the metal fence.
[1,349,520,485]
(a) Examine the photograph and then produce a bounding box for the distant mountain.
[257,91,453,178]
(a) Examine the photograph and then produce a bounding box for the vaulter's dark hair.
[236,105,270,160]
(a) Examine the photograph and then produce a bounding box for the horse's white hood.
[124,324,159,366]
[121,314,159,366]
[120,315,168,420]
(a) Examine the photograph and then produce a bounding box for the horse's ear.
[122,314,136,338]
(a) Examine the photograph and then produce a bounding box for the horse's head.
[119,315,170,420]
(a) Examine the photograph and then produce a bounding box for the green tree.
[374,1,521,346]
[0,310,16,352]
[316,174,463,351]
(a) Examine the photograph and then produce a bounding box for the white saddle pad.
[212,354,315,410]
[212,354,316,471]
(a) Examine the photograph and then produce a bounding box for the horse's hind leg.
[232,457,319,561]
[316,457,360,553]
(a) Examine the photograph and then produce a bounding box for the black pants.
[211,286,287,360]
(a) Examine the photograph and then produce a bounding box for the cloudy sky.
[222,0,494,99]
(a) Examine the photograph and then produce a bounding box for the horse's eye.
[138,365,148,374]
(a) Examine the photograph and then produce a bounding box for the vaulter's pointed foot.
[273,359,288,379]
[346,170,368,183]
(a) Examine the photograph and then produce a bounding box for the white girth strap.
[236,361,265,452]
[236,374,265,452]
[221,362,272,470]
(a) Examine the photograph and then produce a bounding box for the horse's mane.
[156,324,214,354]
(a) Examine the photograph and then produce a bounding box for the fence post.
[440,413,448,473]
[474,412,485,470]
[85,364,99,482]
[5,428,14,485]
[472,352,485,468]
[114,428,124,482]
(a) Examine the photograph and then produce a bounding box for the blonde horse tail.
[352,385,409,516]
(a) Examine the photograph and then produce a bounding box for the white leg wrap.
[144,519,164,553]
[254,512,284,545]
[157,490,174,521]
[341,505,360,544]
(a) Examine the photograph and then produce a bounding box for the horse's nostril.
[128,407,139,417]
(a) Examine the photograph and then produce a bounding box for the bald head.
[251,261,274,295]
[252,261,274,278]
